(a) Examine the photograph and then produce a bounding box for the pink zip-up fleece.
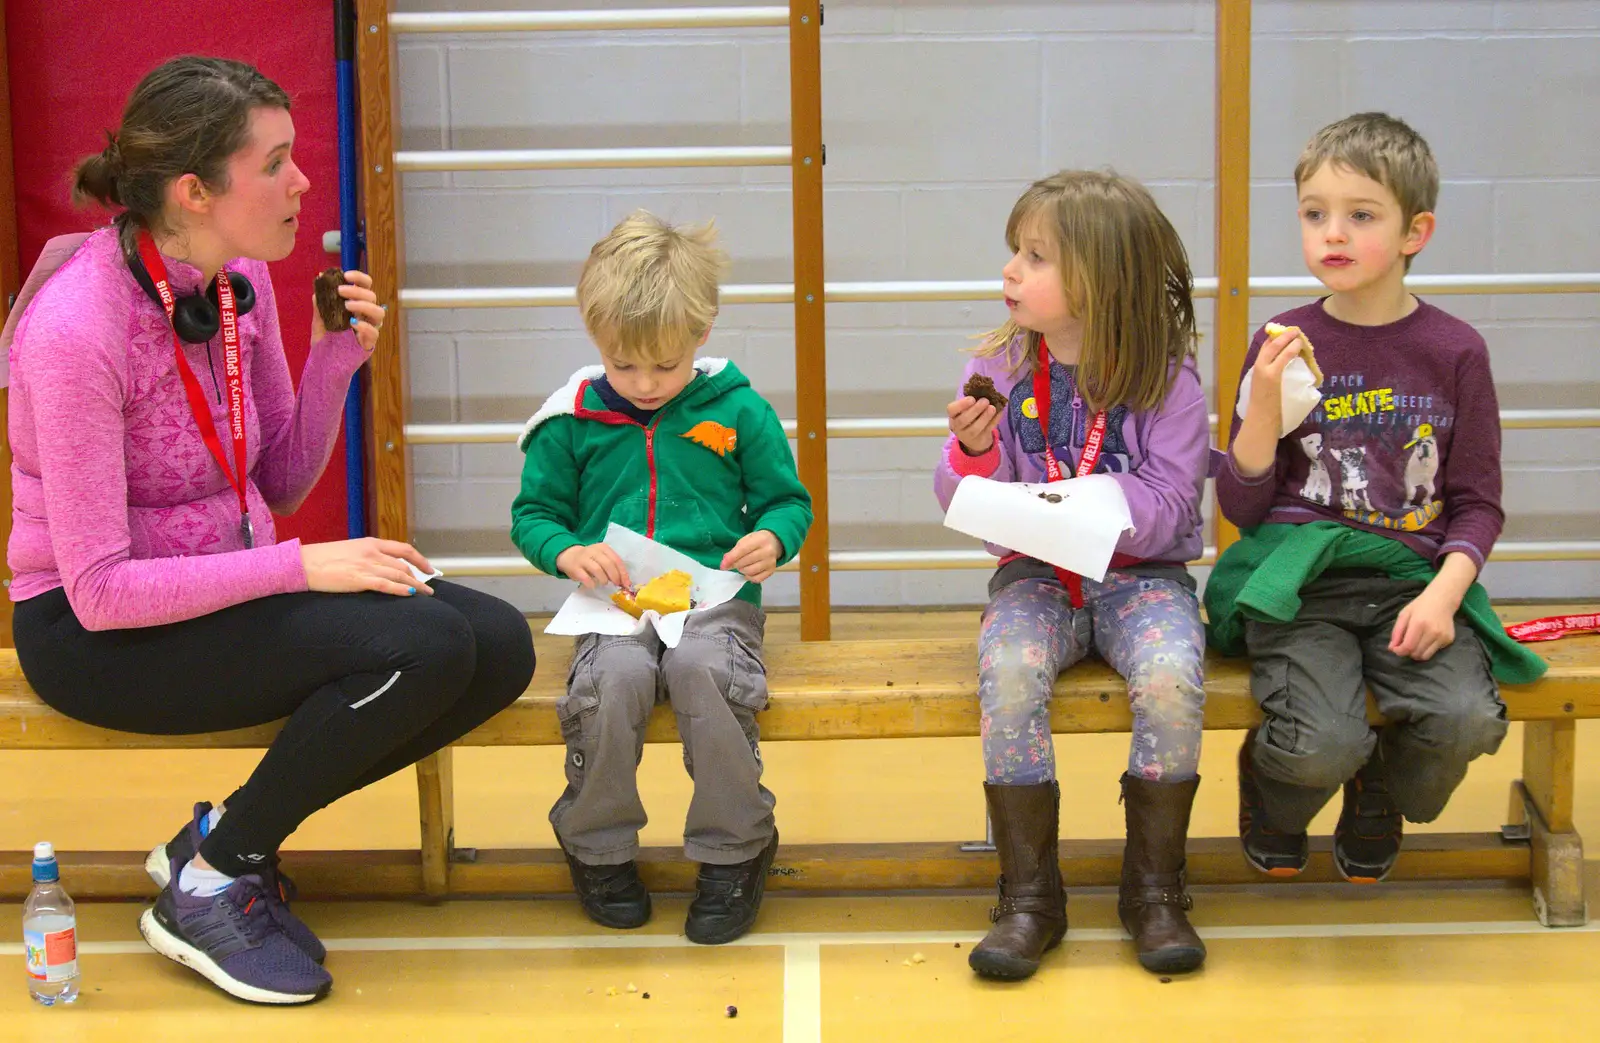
[6,227,370,630]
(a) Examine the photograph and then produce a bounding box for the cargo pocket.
[557,637,602,779]
[606,498,650,539]
[654,498,712,553]
[1461,628,1509,756]
[607,497,710,548]
[724,610,770,714]
[721,610,768,764]
[1251,655,1298,754]
[1468,631,1509,724]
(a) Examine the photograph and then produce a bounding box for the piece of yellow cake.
[1264,322,1324,384]
[636,570,693,615]
[610,570,694,618]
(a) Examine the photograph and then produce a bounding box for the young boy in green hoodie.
[511,211,812,945]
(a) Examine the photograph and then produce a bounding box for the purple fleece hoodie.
[933,346,1210,566]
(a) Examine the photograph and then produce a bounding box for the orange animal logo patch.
[682,421,738,457]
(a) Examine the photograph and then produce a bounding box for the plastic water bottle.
[24,842,79,1005]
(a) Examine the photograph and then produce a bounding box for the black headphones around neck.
[126,246,257,344]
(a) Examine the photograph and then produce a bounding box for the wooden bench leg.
[416,749,455,899]
[1514,720,1587,927]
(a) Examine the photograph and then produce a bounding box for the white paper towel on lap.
[942,473,1134,582]
[544,523,748,648]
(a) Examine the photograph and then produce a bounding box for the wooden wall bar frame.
[790,1,830,640]
[1213,0,1252,554]
[356,0,412,545]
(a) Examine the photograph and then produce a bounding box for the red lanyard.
[1033,337,1106,606]
[135,231,254,548]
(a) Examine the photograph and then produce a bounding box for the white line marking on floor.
[3,917,1595,959]
[783,941,822,1043]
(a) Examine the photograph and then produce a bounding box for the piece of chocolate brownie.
[314,267,350,331]
[963,373,1008,411]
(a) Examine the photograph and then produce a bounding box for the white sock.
[202,805,224,836]
[178,861,236,898]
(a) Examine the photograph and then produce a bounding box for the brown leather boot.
[968,781,1067,981]
[1118,773,1206,973]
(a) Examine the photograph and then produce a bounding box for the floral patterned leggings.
[978,574,1206,784]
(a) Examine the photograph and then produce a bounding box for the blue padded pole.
[334,0,366,537]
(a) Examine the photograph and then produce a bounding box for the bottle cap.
[31,841,59,883]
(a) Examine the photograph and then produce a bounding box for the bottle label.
[24,925,77,982]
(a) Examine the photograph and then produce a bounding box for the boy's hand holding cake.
[556,542,630,589]
[1238,321,1326,437]
[610,569,694,618]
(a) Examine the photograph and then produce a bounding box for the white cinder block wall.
[392,0,1600,613]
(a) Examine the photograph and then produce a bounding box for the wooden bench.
[2,632,1595,925]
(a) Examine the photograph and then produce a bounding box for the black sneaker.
[558,839,651,929]
[1238,730,1309,877]
[685,830,779,946]
[1334,756,1403,883]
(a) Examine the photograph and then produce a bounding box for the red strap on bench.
[1505,613,1600,643]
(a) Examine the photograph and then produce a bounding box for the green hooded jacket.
[510,358,813,606]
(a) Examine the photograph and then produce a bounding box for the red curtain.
[6,1,350,543]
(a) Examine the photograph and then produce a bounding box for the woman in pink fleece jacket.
[6,58,534,1005]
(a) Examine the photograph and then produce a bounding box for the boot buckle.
[1148,887,1192,910]
[1124,878,1193,910]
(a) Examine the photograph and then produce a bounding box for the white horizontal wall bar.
[398,279,1125,309]
[821,279,1137,302]
[405,409,1600,445]
[389,7,789,33]
[403,287,577,309]
[428,556,544,577]
[400,283,793,310]
[425,540,1600,577]
[1252,273,1600,296]
[394,145,791,173]
[1502,409,1600,430]
[409,424,524,444]
[399,273,1600,309]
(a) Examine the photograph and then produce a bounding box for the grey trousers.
[549,599,775,866]
[1245,572,1508,832]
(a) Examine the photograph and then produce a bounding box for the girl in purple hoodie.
[934,171,1211,980]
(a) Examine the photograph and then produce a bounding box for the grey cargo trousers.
[550,599,775,866]
[1245,571,1508,831]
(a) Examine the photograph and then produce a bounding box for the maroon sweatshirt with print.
[1215,298,1504,571]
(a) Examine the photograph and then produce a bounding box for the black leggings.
[14,581,536,877]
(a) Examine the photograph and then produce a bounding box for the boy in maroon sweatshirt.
[1214,113,1509,883]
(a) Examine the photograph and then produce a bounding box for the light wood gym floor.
[4,608,1599,1041]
